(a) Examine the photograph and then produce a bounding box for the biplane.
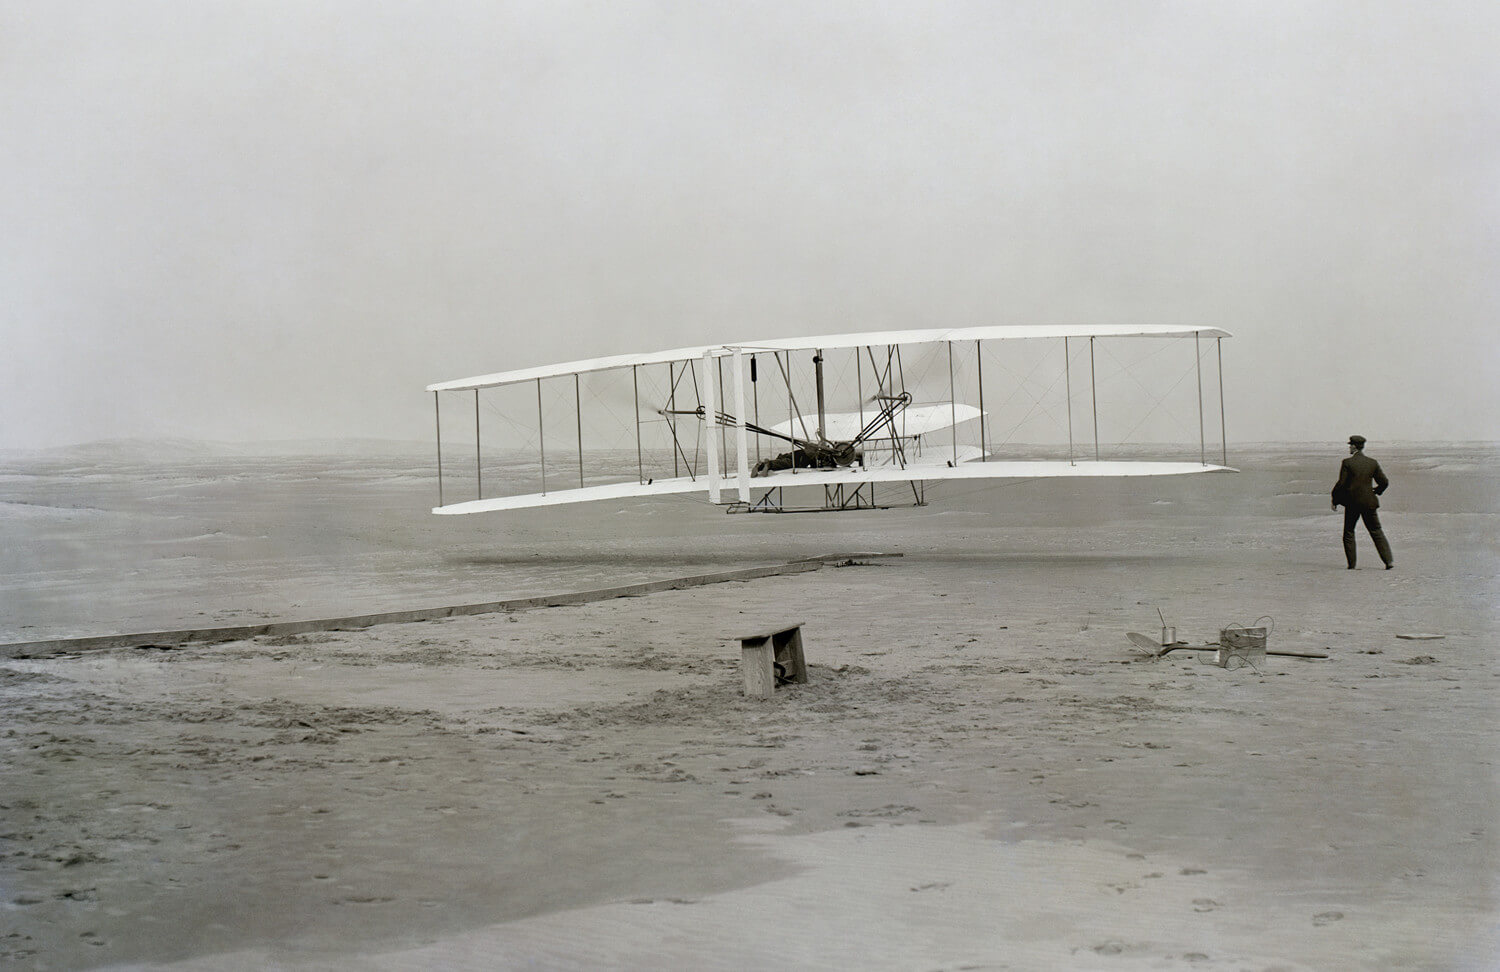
[427,324,1234,515]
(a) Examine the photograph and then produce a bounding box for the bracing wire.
[983,344,1073,448]
[1104,348,1202,450]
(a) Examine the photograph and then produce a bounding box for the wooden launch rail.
[0,553,900,659]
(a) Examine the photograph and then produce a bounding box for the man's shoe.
[1385,564,1395,570]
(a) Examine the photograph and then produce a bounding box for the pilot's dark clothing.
[1332,452,1393,568]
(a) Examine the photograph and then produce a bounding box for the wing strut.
[1217,337,1228,467]
[1090,337,1100,461]
[856,347,865,446]
[536,378,547,495]
[1064,338,1075,466]
[731,347,750,501]
[633,365,645,485]
[752,355,761,464]
[976,339,986,461]
[1195,332,1206,466]
[434,391,444,507]
[575,373,585,488]
[947,341,958,464]
[814,349,827,442]
[704,350,719,502]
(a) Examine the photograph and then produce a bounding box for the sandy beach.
[2,446,1497,970]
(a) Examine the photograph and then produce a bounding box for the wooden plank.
[730,621,806,644]
[741,640,777,699]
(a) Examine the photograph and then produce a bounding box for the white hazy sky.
[2,1,1496,449]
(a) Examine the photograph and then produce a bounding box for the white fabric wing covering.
[427,324,1231,392]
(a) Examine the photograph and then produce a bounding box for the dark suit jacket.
[1333,452,1389,509]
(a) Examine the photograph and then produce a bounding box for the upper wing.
[426,324,1232,392]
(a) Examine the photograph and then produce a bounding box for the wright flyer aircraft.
[427,325,1234,516]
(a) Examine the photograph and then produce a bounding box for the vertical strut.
[976,340,986,461]
[856,348,864,443]
[717,356,728,476]
[752,355,761,463]
[576,373,585,487]
[633,365,644,483]
[783,352,796,473]
[1089,337,1099,461]
[813,349,826,443]
[731,347,749,502]
[1195,332,1205,466]
[704,350,720,503]
[1064,338,1074,466]
[536,378,547,495]
[434,391,443,508]
[947,341,958,463]
[474,389,482,499]
[668,363,679,479]
[1217,337,1228,467]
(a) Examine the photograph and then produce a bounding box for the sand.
[2,447,1497,969]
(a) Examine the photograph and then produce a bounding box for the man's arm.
[1373,462,1388,496]
[1332,460,1351,509]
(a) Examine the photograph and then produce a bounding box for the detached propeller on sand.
[1128,612,1328,661]
[1125,632,1328,660]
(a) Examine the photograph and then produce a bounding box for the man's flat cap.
[1348,434,1367,446]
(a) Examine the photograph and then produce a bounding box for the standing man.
[1331,435,1394,570]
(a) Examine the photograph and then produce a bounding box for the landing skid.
[727,481,927,514]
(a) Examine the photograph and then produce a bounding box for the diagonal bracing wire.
[986,346,1071,448]
[1097,340,1200,451]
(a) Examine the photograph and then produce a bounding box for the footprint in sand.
[1191,898,1221,912]
[56,888,97,902]
[0,933,37,962]
[1312,911,1344,926]
[630,897,698,905]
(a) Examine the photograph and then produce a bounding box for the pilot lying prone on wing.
[751,442,862,477]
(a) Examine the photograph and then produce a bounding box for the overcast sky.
[2,1,1495,449]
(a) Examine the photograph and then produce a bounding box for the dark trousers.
[1343,506,1393,568]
